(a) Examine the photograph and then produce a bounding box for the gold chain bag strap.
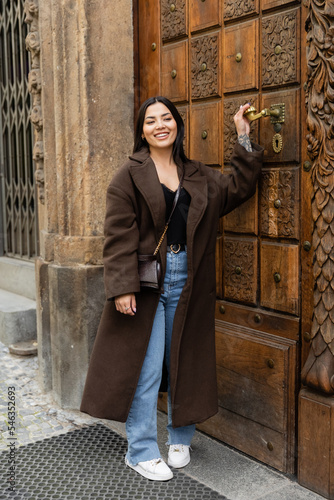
[138,172,184,289]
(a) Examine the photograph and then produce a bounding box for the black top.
[161,183,191,245]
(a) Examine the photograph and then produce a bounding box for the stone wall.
[26,0,134,408]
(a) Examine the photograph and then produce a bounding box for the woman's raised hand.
[233,103,251,137]
[115,293,137,315]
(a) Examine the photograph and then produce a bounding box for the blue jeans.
[125,250,196,465]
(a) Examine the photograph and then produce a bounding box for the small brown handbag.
[138,174,183,290]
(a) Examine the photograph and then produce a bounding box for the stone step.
[0,289,36,346]
[0,256,36,300]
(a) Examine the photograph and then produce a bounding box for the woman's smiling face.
[142,102,178,152]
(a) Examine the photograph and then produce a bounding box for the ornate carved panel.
[223,0,258,21]
[301,0,334,395]
[262,9,300,88]
[223,96,259,163]
[260,89,300,163]
[260,167,299,239]
[190,101,221,165]
[191,33,221,99]
[161,41,188,103]
[161,0,187,41]
[224,20,259,93]
[223,237,257,305]
[260,242,299,315]
[190,0,221,33]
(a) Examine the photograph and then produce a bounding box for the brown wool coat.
[80,142,264,428]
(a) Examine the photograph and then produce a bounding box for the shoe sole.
[167,455,190,468]
[125,458,173,481]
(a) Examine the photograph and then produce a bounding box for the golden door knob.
[170,3,176,12]
[243,106,281,122]
[171,69,177,79]
[201,62,207,72]
[151,42,157,51]
[202,130,208,139]
[235,53,242,62]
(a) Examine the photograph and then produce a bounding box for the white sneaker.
[125,457,173,481]
[167,444,190,468]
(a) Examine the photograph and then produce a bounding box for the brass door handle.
[243,106,282,121]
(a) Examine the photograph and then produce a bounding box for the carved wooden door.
[136,0,311,474]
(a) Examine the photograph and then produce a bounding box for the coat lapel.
[182,162,208,246]
[129,155,166,237]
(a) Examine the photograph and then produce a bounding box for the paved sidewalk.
[0,343,97,450]
[0,341,326,500]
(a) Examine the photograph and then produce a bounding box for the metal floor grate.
[0,423,228,499]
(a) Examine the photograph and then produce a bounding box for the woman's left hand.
[234,103,251,137]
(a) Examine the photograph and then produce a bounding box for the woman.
[80,96,263,481]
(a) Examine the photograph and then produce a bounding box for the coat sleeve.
[211,141,264,217]
[103,172,141,300]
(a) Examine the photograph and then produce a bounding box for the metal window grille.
[0,0,38,260]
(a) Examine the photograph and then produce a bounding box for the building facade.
[2,0,332,497]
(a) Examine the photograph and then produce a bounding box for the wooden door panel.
[215,300,300,341]
[223,95,259,163]
[197,406,291,472]
[161,0,188,42]
[215,328,291,392]
[224,188,258,235]
[191,32,221,100]
[223,237,258,305]
[260,167,300,239]
[216,333,293,433]
[262,0,299,14]
[200,322,297,473]
[161,41,188,103]
[190,0,221,33]
[262,8,300,88]
[261,242,299,315]
[189,101,221,165]
[223,0,259,22]
[138,0,160,102]
[260,89,300,163]
[217,365,285,431]
[223,20,259,93]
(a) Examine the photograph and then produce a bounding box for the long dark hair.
[133,96,189,164]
